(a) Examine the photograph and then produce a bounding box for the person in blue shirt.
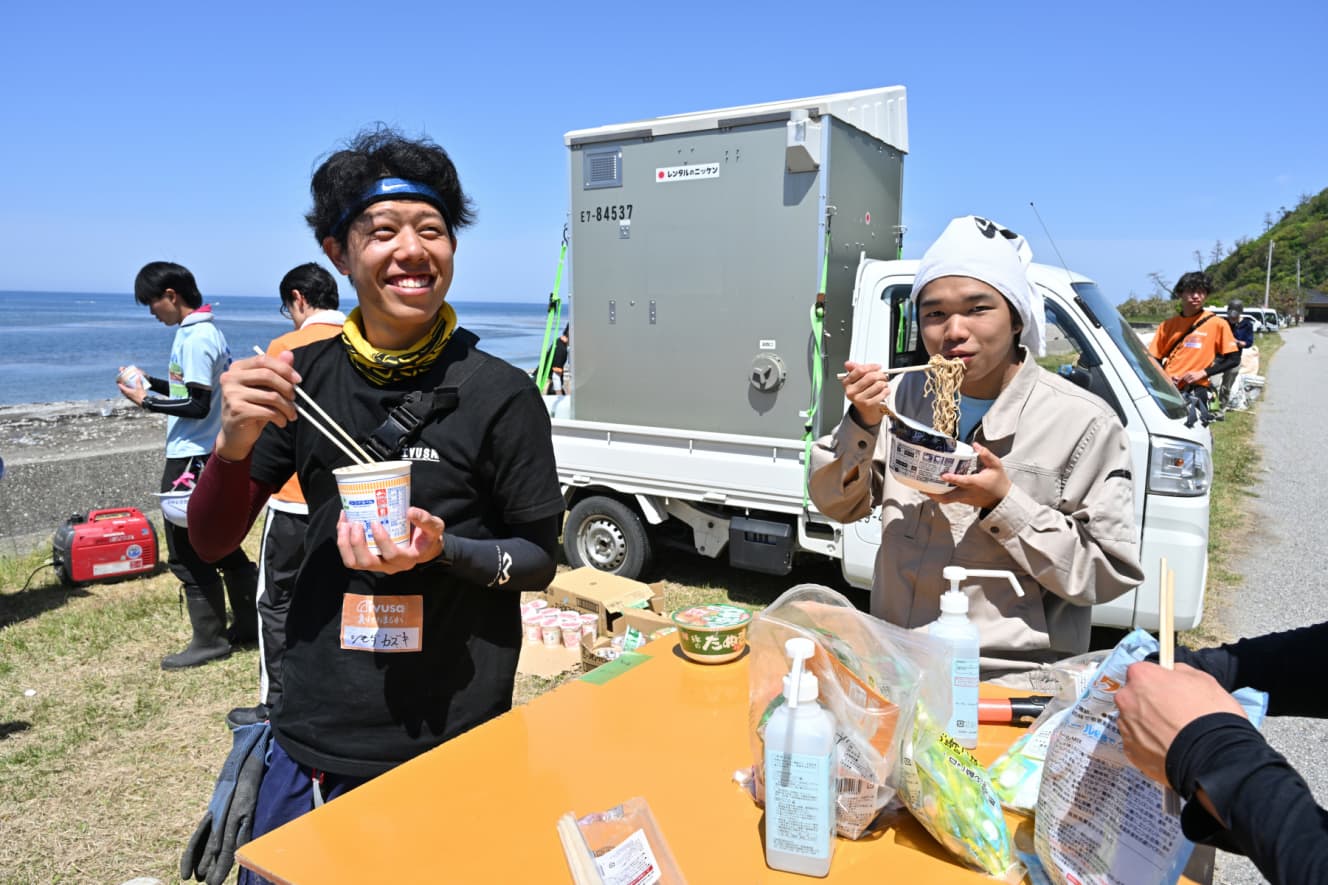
[118,261,257,670]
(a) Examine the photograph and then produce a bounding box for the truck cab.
[843,259,1213,630]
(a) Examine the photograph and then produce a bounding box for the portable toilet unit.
[565,86,908,439]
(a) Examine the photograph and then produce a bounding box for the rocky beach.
[0,399,167,557]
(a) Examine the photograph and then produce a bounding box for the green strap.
[534,228,569,392]
[802,230,830,510]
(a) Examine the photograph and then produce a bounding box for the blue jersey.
[166,310,231,458]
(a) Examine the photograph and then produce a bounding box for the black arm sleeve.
[1168,713,1328,885]
[434,514,559,591]
[1176,622,1328,717]
[142,382,212,420]
[1205,350,1241,378]
[144,375,169,396]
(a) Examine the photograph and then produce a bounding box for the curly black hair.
[1174,271,1214,297]
[134,261,203,308]
[306,126,476,247]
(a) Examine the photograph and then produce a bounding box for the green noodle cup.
[671,604,753,664]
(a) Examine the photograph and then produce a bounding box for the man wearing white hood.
[811,216,1144,680]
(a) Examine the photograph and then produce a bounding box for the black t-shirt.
[250,329,564,777]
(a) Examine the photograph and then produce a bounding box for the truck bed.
[551,417,811,514]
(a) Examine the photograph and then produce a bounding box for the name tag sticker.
[340,593,423,653]
[1184,339,1202,348]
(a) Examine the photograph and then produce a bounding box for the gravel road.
[1213,324,1328,884]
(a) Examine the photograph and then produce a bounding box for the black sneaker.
[226,703,270,729]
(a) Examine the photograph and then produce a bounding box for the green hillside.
[1119,186,1327,320]
[1207,187,1328,315]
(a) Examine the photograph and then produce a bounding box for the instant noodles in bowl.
[671,604,753,664]
[886,412,977,495]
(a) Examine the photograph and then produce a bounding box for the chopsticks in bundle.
[556,813,603,885]
[1158,557,1180,814]
[251,346,372,465]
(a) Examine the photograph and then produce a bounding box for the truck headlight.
[1148,439,1211,497]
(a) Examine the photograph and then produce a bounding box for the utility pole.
[1297,256,1302,323]
[1263,239,1275,309]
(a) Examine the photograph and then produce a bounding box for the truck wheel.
[564,496,653,579]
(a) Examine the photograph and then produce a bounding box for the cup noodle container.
[117,365,146,390]
[580,613,599,640]
[521,609,543,644]
[540,613,562,648]
[559,612,583,649]
[885,413,978,495]
[332,461,412,556]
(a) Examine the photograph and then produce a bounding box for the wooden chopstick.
[836,364,933,381]
[1159,557,1175,670]
[251,346,372,465]
[556,813,602,884]
[1158,557,1181,815]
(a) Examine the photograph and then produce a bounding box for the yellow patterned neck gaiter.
[341,302,457,384]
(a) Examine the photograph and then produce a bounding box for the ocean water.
[0,291,560,407]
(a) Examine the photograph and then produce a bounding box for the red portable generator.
[51,508,160,586]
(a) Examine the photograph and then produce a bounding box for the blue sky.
[2,0,1324,304]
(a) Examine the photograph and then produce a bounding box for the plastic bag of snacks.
[748,584,951,840]
[986,650,1108,814]
[1031,629,1268,885]
[897,706,1022,881]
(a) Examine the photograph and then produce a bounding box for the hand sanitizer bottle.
[931,566,1024,749]
[764,637,836,877]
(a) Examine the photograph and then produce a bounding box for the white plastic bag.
[748,584,950,839]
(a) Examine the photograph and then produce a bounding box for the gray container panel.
[569,117,902,440]
[820,120,905,428]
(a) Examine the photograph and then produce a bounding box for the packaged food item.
[898,707,1021,881]
[748,584,950,840]
[1031,629,1268,885]
[557,796,686,885]
[987,649,1109,813]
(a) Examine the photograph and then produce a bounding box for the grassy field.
[0,338,1282,882]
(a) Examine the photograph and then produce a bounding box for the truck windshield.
[1071,282,1187,420]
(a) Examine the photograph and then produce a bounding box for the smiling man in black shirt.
[189,129,564,871]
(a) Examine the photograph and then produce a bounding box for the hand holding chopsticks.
[248,347,373,465]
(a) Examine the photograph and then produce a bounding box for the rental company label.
[655,163,720,183]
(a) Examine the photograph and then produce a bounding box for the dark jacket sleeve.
[141,381,212,420]
[1176,622,1328,717]
[1168,713,1328,885]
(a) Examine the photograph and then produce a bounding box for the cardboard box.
[543,568,668,635]
[580,608,677,674]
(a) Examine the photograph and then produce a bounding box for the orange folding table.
[238,636,1209,883]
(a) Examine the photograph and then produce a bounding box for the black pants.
[257,507,306,710]
[161,456,251,588]
[1180,384,1214,428]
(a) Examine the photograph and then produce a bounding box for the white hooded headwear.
[909,215,1046,357]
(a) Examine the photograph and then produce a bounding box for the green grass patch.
[1178,333,1283,648]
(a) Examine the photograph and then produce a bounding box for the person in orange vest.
[227,263,346,728]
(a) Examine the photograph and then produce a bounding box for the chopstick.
[251,346,373,465]
[556,813,602,885]
[1158,557,1180,815]
[836,363,933,381]
[1158,557,1175,669]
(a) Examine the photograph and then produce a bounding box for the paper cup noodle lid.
[333,461,412,553]
[886,412,977,495]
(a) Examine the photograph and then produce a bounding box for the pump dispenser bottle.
[764,637,836,877]
[930,566,1024,748]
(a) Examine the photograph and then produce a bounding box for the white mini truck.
[549,88,1212,631]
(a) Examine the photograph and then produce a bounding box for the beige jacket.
[810,353,1144,673]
